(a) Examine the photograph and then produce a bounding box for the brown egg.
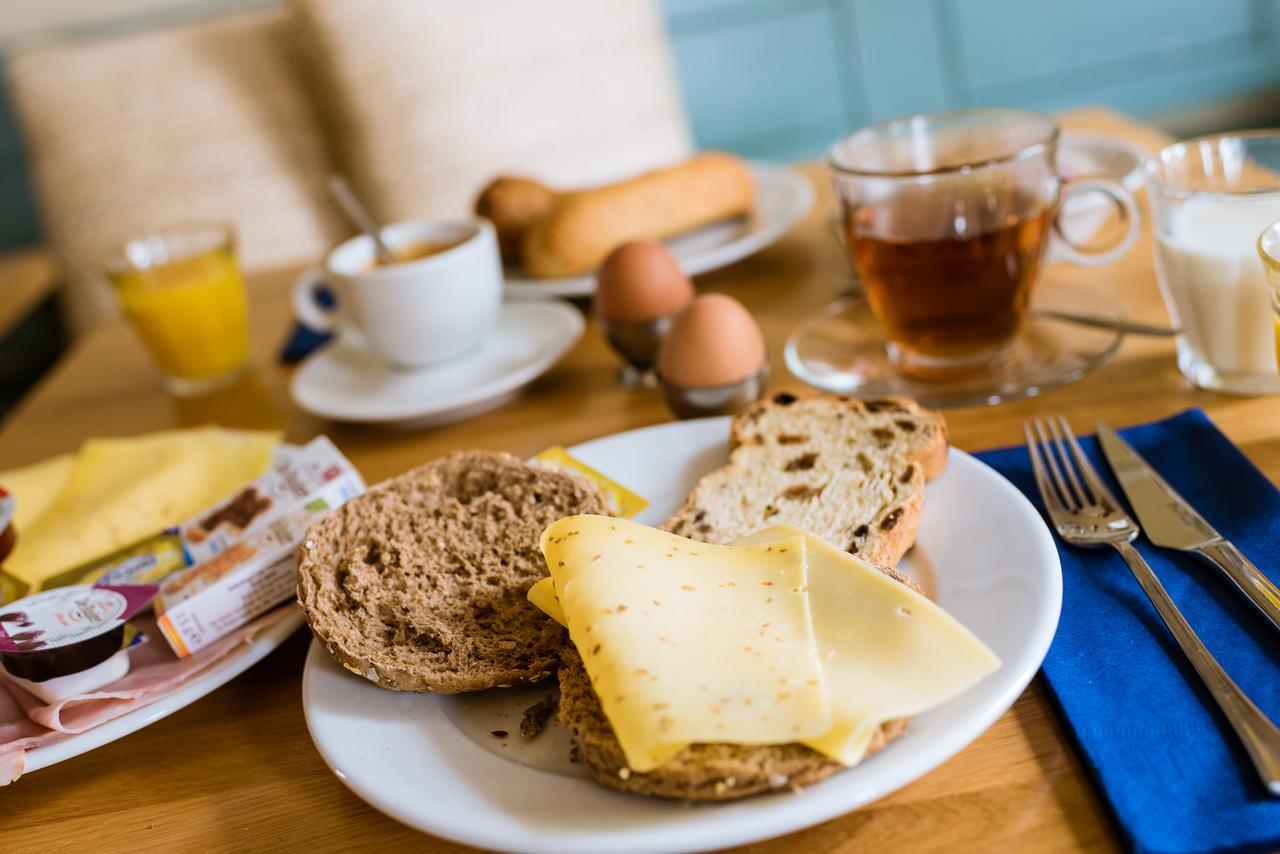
[594,242,693,323]
[657,293,766,387]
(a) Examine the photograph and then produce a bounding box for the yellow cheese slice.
[0,452,75,530]
[531,524,1000,767]
[526,574,563,622]
[542,515,831,772]
[735,525,1000,765]
[2,427,280,589]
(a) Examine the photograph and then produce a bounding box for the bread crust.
[664,393,948,568]
[297,450,607,693]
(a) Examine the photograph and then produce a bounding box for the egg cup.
[656,362,769,420]
[599,312,680,389]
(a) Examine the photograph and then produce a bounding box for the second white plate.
[290,300,583,427]
[302,417,1062,853]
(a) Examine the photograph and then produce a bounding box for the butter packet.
[156,467,365,657]
[533,446,648,519]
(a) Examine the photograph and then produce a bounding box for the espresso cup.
[293,220,502,368]
[829,109,1140,379]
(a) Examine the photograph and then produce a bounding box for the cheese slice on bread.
[542,516,830,771]
[533,519,998,798]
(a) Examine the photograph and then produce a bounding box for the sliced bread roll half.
[664,393,947,566]
[297,450,608,693]
[557,644,909,800]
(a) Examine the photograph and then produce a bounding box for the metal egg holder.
[595,296,768,420]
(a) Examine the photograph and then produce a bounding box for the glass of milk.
[1258,220,1280,373]
[1147,133,1280,394]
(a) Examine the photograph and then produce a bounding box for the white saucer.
[503,162,814,299]
[290,300,583,427]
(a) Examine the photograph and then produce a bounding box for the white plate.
[503,162,814,299]
[302,418,1062,853]
[290,300,583,427]
[25,607,303,774]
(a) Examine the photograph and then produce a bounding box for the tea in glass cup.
[829,109,1138,379]
[107,223,249,396]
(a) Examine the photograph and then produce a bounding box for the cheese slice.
[0,453,75,531]
[735,525,999,763]
[2,427,280,589]
[542,515,830,772]
[531,523,1000,767]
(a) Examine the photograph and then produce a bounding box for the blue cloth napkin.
[977,409,1280,854]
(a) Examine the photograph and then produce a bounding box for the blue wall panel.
[2,1,1280,252]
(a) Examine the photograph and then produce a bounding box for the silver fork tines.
[1026,416,1135,544]
[1025,415,1280,795]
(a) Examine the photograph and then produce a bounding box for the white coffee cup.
[293,220,502,368]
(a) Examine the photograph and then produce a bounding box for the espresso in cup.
[293,220,502,368]
[830,109,1139,378]
[364,237,466,270]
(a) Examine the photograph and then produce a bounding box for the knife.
[1097,421,1280,634]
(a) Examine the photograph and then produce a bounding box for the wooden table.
[5,107,1276,852]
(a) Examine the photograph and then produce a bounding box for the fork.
[1025,415,1280,795]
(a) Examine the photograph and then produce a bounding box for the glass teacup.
[829,109,1138,379]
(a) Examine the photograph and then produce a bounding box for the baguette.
[520,152,754,278]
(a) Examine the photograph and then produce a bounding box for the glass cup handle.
[1052,177,1141,267]
[291,268,336,332]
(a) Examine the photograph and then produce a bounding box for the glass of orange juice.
[107,223,249,395]
[1258,220,1280,370]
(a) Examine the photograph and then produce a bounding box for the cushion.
[291,0,692,224]
[7,10,348,332]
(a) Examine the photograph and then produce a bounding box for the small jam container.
[0,487,14,569]
[0,584,155,703]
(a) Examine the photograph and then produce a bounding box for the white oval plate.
[503,162,814,299]
[24,606,303,775]
[302,418,1061,853]
[290,300,583,427]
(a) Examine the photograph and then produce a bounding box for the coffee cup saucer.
[784,280,1124,408]
[290,300,583,427]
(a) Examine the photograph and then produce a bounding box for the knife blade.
[1097,421,1280,633]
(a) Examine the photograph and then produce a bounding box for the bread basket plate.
[502,161,814,299]
[301,418,1061,853]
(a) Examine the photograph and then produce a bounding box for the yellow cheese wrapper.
[542,515,830,772]
[533,447,647,519]
[0,452,76,531]
[736,526,1000,765]
[3,427,280,589]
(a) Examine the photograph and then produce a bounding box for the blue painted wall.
[664,0,1280,155]
[3,0,1280,251]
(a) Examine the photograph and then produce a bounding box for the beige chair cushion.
[8,10,347,333]
[291,0,692,224]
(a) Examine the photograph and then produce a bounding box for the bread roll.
[521,152,754,278]
[474,176,558,263]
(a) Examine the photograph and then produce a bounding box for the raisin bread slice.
[663,393,946,566]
